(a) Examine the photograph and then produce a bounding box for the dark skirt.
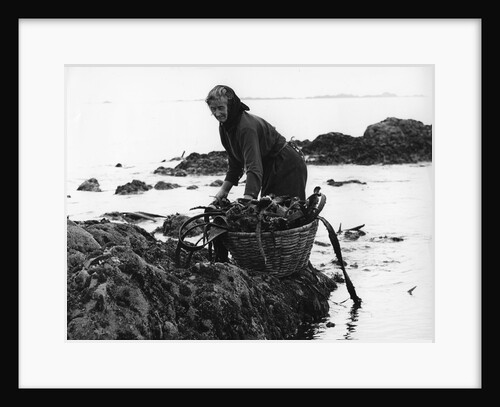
[261,144,308,200]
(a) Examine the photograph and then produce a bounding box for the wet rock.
[296,117,432,165]
[77,178,102,192]
[154,181,181,190]
[343,230,366,240]
[84,220,156,257]
[163,321,179,339]
[67,220,101,253]
[115,180,152,195]
[153,167,187,177]
[101,211,161,224]
[208,179,224,187]
[174,151,228,175]
[102,211,129,223]
[67,219,337,340]
[370,235,404,242]
[159,213,203,238]
[327,179,366,187]
[314,240,331,247]
[332,259,348,267]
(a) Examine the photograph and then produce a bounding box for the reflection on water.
[344,303,361,340]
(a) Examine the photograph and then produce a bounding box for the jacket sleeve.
[225,154,244,186]
[240,128,263,198]
[220,126,243,185]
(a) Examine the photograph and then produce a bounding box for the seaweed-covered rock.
[327,179,366,187]
[154,181,181,190]
[160,213,203,238]
[115,180,152,195]
[296,117,432,165]
[153,167,187,177]
[208,179,224,187]
[174,151,228,175]
[67,219,337,340]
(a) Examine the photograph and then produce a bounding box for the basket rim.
[224,218,318,238]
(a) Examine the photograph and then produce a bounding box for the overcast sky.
[66,65,434,104]
[65,65,434,167]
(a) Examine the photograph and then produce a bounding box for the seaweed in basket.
[220,188,324,233]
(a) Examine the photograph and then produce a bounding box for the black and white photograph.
[19,19,482,389]
[65,65,434,342]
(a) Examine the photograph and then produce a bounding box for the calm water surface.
[66,161,434,342]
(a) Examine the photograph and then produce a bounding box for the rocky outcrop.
[173,151,228,175]
[158,213,203,238]
[208,179,224,187]
[153,167,187,177]
[115,180,152,195]
[327,179,366,187]
[77,178,102,192]
[67,219,337,340]
[296,117,432,165]
[154,181,181,190]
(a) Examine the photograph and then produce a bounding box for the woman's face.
[208,97,228,123]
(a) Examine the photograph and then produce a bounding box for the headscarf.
[205,85,250,130]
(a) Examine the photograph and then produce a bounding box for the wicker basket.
[221,219,319,273]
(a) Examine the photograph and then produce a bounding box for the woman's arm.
[240,128,263,199]
[214,180,233,203]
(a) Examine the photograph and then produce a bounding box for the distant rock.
[370,235,404,242]
[115,180,152,195]
[295,117,432,165]
[174,151,228,175]
[77,178,102,192]
[327,179,366,187]
[186,185,199,190]
[209,179,224,187]
[101,211,132,223]
[115,163,122,167]
[153,167,187,177]
[338,225,366,240]
[343,230,366,240]
[154,181,181,190]
[102,211,163,224]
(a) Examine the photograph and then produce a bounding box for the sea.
[66,96,434,342]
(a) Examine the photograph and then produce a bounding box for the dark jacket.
[219,111,307,199]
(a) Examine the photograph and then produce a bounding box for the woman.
[206,85,308,203]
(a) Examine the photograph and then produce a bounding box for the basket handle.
[174,210,230,267]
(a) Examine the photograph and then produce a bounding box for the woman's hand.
[214,188,229,203]
[212,181,233,205]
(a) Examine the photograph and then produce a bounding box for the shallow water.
[66,161,434,342]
